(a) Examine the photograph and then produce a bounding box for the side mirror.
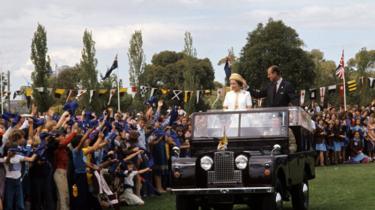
[172,146,181,158]
[271,144,281,156]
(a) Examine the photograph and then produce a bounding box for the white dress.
[223,90,252,111]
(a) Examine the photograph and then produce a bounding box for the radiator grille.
[207,151,242,185]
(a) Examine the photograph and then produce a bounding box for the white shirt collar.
[277,77,283,85]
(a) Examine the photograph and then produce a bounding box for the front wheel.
[252,179,283,210]
[176,195,198,210]
[214,204,233,210]
[291,181,309,210]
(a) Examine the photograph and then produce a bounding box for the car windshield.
[193,110,289,139]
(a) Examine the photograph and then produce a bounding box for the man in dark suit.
[250,65,299,107]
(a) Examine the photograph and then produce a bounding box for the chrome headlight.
[200,156,213,171]
[235,155,248,170]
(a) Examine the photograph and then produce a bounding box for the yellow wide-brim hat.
[229,73,248,89]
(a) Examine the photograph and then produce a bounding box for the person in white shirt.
[0,145,37,210]
[223,73,252,111]
[119,161,151,206]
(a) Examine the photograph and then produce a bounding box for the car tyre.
[260,178,283,210]
[213,204,233,210]
[291,181,309,210]
[176,195,198,210]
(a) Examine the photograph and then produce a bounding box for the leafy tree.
[139,51,214,113]
[183,31,197,57]
[128,30,146,87]
[238,19,315,91]
[49,65,81,105]
[309,49,338,107]
[347,48,375,105]
[31,23,54,112]
[79,30,98,111]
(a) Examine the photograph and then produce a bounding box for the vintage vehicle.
[171,107,315,210]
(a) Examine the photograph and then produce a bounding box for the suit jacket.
[250,79,299,107]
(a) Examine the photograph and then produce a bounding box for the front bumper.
[171,187,274,195]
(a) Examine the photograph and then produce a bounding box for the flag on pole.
[101,55,118,81]
[336,50,345,79]
[336,50,347,111]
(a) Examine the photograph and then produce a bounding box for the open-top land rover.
[171,107,315,210]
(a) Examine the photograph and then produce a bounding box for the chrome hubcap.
[275,192,283,208]
[303,183,308,195]
[303,183,309,206]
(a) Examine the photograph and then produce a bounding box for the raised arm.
[22,153,38,162]
[55,111,70,129]
[75,129,92,151]
[123,150,143,161]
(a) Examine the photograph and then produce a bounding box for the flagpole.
[114,54,120,112]
[0,71,3,114]
[343,75,347,111]
[117,68,121,112]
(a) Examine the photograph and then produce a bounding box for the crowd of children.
[1,94,375,210]
[309,103,375,165]
[0,97,191,210]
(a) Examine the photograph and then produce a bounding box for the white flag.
[89,90,94,103]
[300,90,305,106]
[319,87,326,105]
[172,90,183,100]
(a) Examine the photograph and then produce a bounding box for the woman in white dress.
[223,73,252,111]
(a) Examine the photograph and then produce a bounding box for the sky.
[1,0,375,92]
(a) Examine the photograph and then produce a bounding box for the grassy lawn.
[123,164,375,210]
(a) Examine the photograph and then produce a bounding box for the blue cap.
[145,96,158,107]
[63,101,79,115]
[33,117,45,128]
[153,129,165,138]
[12,113,21,126]
[169,106,178,126]
[2,112,15,121]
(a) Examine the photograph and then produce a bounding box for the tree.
[31,23,54,112]
[309,49,338,107]
[238,19,315,91]
[183,31,197,57]
[139,51,214,113]
[48,65,81,105]
[346,48,375,105]
[128,30,146,87]
[79,30,98,111]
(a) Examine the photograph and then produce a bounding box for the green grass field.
[123,164,375,210]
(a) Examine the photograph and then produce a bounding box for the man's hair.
[269,65,281,76]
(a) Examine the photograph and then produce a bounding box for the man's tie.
[272,81,277,99]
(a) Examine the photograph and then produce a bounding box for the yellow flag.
[98,89,108,95]
[217,127,228,150]
[161,88,170,95]
[25,88,33,97]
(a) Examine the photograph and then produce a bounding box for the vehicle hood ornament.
[217,127,228,151]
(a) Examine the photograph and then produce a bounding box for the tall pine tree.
[182,32,200,113]
[31,23,54,112]
[183,31,197,57]
[79,30,98,111]
[128,30,145,87]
